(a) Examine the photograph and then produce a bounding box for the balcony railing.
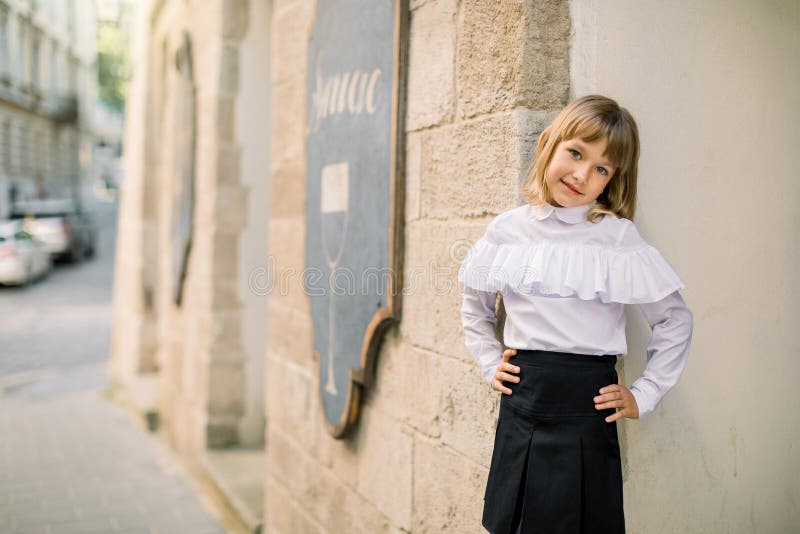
[0,83,79,124]
[50,95,79,123]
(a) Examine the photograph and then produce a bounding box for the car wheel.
[65,246,79,263]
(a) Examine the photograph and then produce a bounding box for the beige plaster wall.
[570,1,799,532]
[235,0,271,446]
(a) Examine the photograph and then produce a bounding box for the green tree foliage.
[97,20,130,112]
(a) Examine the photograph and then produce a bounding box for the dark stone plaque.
[305,0,408,438]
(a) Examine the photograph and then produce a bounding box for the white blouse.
[458,200,694,421]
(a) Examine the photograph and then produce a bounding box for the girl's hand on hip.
[594,384,639,422]
[492,349,520,395]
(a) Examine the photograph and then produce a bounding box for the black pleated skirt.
[482,349,625,534]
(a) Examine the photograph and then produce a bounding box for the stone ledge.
[108,372,160,433]
[201,448,265,534]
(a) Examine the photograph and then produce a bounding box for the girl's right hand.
[492,348,520,395]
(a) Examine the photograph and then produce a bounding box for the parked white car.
[11,199,97,262]
[0,220,52,286]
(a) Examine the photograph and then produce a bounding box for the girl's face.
[545,137,616,208]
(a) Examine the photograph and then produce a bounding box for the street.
[0,201,225,533]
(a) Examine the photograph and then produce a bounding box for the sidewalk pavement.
[0,364,226,534]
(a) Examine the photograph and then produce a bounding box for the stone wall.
[112,0,263,456]
[263,1,571,531]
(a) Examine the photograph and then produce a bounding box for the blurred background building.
[111,1,799,533]
[0,0,125,218]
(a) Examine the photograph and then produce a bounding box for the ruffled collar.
[528,200,598,224]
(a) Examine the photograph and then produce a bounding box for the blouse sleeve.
[460,285,503,386]
[629,289,694,421]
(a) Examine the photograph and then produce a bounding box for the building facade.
[113,1,799,532]
[0,0,99,217]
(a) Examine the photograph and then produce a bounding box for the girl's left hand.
[593,384,639,423]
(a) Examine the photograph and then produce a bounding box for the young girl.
[459,95,694,534]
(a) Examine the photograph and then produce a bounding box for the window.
[48,39,56,94]
[67,54,76,93]
[18,123,27,175]
[1,119,10,172]
[17,16,27,88]
[67,0,75,36]
[0,7,8,78]
[31,31,40,92]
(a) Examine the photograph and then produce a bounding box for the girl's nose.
[574,162,593,183]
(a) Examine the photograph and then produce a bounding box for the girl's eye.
[568,149,581,159]
[596,167,608,176]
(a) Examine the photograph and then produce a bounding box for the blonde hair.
[521,95,640,222]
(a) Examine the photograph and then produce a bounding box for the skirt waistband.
[503,349,619,418]
[511,349,619,369]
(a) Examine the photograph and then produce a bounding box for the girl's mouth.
[561,180,581,195]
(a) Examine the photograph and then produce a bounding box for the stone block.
[215,93,235,145]
[212,278,244,309]
[210,231,242,280]
[216,142,241,185]
[355,408,413,529]
[412,435,487,533]
[219,43,241,97]
[208,359,246,416]
[265,301,314,368]
[271,1,312,84]
[418,109,550,220]
[195,134,219,194]
[457,0,570,118]
[266,426,311,498]
[215,183,249,230]
[301,460,393,533]
[405,132,422,222]
[187,0,223,39]
[367,340,442,438]
[401,218,490,359]
[308,401,359,488]
[266,428,386,532]
[265,476,326,534]
[264,478,294,534]
[192,32,222,94]
[269,156,306,218]
[265,356,314,445]
[266,216,309,311]
[406,0,457,130]
[208,308,245,356]
[438,356,500,466]
[222,0,250,40]
[271,77,307,166]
